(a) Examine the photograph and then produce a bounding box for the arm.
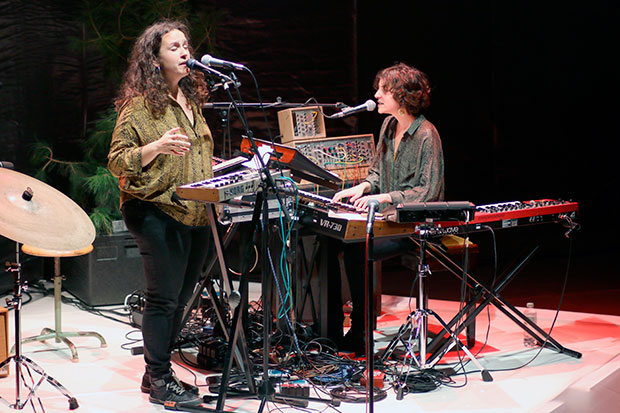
[140,127,191,167]
[108,104,191,177]
[332,181,371,203]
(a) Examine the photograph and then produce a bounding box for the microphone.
[366,199,380,234]
[185,58,212,73]
[186,58,236,84]
[0,161,15,169]
[330,100,376,119]
[200,54,246,71]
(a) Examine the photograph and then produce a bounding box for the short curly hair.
[373,63,431,115]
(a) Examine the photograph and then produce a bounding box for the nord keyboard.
[298,198,578,242]
[176,169,290,203]
[426,199,579,236]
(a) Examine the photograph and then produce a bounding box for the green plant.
[31,108,120,234]
[76,0,223,85]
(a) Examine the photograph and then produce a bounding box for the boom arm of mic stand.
[202,101,345,110]
[201,65,236,83]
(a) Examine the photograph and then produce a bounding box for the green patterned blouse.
[365,115,444,206]
[108,96,213,226]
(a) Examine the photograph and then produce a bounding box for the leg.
[122,200,203,405]
[344,237,416,335]
[323,237,345,343]
[167,225,210,351]
[122,200,192,378]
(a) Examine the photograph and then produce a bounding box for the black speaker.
[63,232,145,306]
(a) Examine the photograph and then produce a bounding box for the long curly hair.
[373,63,431,115]
[115,19,209,117]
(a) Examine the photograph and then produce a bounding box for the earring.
[398,108,406,116]
[156,65,161,72]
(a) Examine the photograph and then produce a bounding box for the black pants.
[122,199,210,378]
[326,236,415,341]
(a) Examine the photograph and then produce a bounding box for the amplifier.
[63,233,145,306]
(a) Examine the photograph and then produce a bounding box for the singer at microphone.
[329,100,377,119]
[107,20,214,405]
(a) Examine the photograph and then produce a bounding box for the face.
[157,29,190,84]
[374,79,401,116]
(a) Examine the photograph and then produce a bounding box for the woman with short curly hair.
[330,62,444,355]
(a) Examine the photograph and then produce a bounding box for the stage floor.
[1,283,619,413]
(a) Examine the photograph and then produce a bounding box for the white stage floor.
[1,283,619,413]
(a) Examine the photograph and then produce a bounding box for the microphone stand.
[365,201,379,413]
[186,64,336,412]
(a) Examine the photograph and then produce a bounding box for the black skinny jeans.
[122,199,210,378]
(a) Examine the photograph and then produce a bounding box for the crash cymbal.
[0,168,96,251]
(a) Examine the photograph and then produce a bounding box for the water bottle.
[523,302,537,347]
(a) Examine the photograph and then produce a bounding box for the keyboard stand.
[418,241,582,367]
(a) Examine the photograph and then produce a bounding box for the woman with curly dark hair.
[328,63,444,355]
[108,19,212,406]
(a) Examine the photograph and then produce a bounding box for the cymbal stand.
[0,242,78,411]
[381,222,491,397]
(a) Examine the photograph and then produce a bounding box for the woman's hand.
[154,127,191,155]
[141,127,191,167]
[352,193,392,211]
[332,182,370,204]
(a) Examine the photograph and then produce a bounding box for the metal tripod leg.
[0,355,79,410]
[424,310,492,381]
[423,243,582,362]
[383,227,490,382]
[2,246,79,411]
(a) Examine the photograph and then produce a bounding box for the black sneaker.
[141,370,199,395]
[149,373,202,405]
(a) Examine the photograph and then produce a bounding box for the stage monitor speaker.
[0,307,8,377]
[63,233,145,306]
